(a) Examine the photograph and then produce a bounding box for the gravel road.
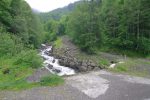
[0,70,150,100]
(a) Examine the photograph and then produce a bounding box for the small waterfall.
[40,44,75,76]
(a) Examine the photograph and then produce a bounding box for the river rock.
[52,59,55,63]
[52,45,100,72]
[58,56,97,72]
[52,69,61,73]
[44,51,49,55]
[47,64,53,69]
[79,66,88,72]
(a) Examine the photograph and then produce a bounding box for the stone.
[79,66,88,72]
[44,51,49,55]
[52,69,61,73]
[52,59,55,63]
[48,64,53,69]
[52,46,100,72]
[90,62,96,67]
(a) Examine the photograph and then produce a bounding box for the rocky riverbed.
[40,44,75,76]
[52,47,101,72]
[42,43,101,73]
[27,42,101,83]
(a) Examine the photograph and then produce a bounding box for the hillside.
[37,1,80,22]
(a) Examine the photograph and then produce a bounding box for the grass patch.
[14,50,43,69]
[110,63,129,72]
[40,75,64,86]
[147,55,150,59]
[0,50,43,90]
[0,79,39,90]
[54,37,62,48]
[99,58,110,68]
[0,57,35,90]
[109,59,150,78]
[100,46,147,58]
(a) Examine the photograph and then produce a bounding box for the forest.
[0,0,44,89]
[0,0,150,90]
[41,0,150,55]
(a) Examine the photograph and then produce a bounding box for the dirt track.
[1,70,150,100]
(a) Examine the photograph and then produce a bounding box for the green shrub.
[14,50,43,68]
[115,65,128,72]
[54,37,62,48]
[44,32,57,43]
[99,58,110,68]
[112,63,129,72]
[40,75,64,86]
[0,33,24,57]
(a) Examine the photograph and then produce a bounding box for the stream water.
[40,44,75,76]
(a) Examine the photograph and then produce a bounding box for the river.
[40,44,75,76]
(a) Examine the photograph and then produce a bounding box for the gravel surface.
[1,70,150,100]
[26,67,50,83]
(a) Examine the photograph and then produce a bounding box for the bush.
[99,58,110,68]
[14,50,43,68]
[44,32,57,43]
[54,37,62,48]
[0,33,24,57]
[40,75,64,86]
[112,63,129,72]
[136,38,150,54]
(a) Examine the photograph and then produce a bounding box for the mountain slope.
[37,1,80,22]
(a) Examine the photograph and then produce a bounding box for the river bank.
[51,36,150,78]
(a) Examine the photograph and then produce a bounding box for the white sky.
[25,0,80,12]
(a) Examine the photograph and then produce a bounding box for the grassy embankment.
[100,47,150,78]
[0,48,64,90]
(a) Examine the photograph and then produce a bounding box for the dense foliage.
[66,0,150,54]
[37,1,80,43]
[0,0,44,48]
[37,1,80,22]
[100,0,150,54]
[0,0,44,89]
[66,1,102,53]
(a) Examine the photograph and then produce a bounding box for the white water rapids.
[40,44,75,76]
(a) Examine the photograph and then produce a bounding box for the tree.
[9,0,44,47]
[67,0,102,53]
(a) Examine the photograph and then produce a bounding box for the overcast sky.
[25,0,80,12]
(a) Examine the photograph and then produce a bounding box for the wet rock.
[52,69,61,73]
[42,57,47,60]
[40,44,46,50]
[44,51,49,55]
[47,64,53,69]
[52,59,55,63]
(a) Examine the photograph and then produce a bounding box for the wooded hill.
[37,1,80,22]
[39,0,150,55]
